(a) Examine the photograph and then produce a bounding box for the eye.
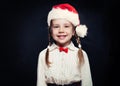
[64,25,71,28]
[52,25,59,28]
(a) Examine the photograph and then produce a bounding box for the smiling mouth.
[57,35,67,39]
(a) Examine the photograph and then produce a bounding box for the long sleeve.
[81,51,93,86]
[36,43,93,86]
[36,51,47,86]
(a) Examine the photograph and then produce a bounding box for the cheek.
[51,30,57,38]
[51,30,55,35]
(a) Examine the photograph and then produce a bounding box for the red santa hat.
[47,3,88,38]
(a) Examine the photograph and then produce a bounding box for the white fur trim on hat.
[47,8,80,26]
[75,25,88,38]
[47,3,88,38]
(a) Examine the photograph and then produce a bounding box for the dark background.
[1,0,116,86]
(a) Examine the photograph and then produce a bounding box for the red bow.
[59,47,68,53]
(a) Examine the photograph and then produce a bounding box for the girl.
[36,3,93,86]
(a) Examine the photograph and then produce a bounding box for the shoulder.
[38,48,47,60]
[82,49,88,56]
[39,48,47,55]
[82,49,90,62]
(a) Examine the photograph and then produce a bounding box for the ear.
[72,26,76,36]
[72,30,75,36]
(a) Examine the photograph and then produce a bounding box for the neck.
[56,42,71,47]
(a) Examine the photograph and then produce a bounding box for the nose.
[59,27,64,32]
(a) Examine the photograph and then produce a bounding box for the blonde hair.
[74,31,85,66]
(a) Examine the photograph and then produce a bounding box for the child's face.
[50,19,75,47]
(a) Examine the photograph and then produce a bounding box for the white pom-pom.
[75,24,88,38]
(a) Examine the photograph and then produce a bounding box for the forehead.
[51,19,72,25]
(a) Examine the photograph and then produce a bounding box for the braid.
[45,48,50,67]
[45,27,52,67]
[74,32,84,66]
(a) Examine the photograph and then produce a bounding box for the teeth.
[58,35,66,39]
